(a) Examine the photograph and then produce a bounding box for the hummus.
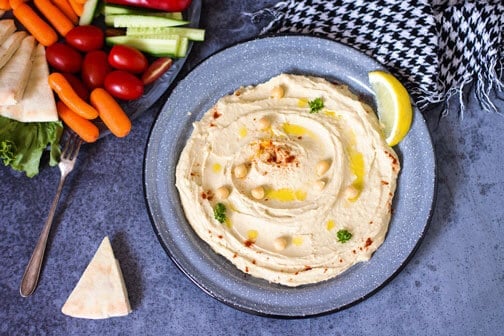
[175,74,400,287]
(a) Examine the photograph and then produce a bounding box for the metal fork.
[20,132,82,297]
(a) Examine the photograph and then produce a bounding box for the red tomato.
[45,43,82,73]
[141,57,173,85]
[108,45,148,74]
[62,73,89,100]
[104,71,144,100]
[81,50,111,90]
[65,25,104,52]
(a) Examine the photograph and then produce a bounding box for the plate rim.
[143,34,438,318]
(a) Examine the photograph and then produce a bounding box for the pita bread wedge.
[0,44,58,122]
[0,20,16,46]
[61,237,132,319]
[0,35,35,105]
[0,31,27,70]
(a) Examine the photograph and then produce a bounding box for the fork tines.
[61,131,82,160]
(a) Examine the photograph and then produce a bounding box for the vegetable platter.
[0,0,203,177]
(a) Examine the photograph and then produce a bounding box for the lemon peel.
[368,71,413,146]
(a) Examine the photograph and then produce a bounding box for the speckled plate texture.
[143,35,436,317]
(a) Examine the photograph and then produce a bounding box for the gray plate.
[144,35,436,317]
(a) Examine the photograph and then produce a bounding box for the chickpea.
[273,237,288,251]
[215,186,230,200]
[234,164,248,179]
[344,185,359,200]
[314,179,326,191]
[258,116,271,130]
[316,159,331,176]
[270,85,284,99]
[251,186,265,200]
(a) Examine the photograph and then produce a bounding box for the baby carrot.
[8,0,23,9]
[51,0,78,24]
[90,88,131,138]
[34,0,74,36]
[0,0,11,10]
[57,101,99,143]
[67,0,83,16]
[12,3,58,46]
[49,72,99,120]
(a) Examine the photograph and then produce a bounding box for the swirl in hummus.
[175,74,400,287]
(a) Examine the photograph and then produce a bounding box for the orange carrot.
[73,0,86,4]
[57,101,99,143]
[12,3,58,46]
[8,0,24,9]
[67,0,82,16]
[49,72,99,120]
[90,88,132,138]
[34,0,74,36]
[51,0,78,24]
[0,0,11,10]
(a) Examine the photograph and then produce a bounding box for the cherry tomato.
[108,45,148,74]
[65,25,104,52]
[62,73,89,100]
[45,43,82,73]
[104,71,144,100]
[81,50,111,90]
[141,57,173,85]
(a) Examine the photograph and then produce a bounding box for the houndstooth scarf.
[252,0,504,114]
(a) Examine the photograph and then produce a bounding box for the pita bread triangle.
[61,236,132,319]
[0,43,58,122]
[0,19,16,46]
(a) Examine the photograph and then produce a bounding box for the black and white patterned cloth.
[255,0,503,114]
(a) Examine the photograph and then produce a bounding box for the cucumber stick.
[103,5,183,20]
[126,27,205,41]
[80,0,100,25]
[106,35,189,57]
[105,14,189,28]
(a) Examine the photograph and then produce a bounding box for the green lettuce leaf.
[0,116,63,177]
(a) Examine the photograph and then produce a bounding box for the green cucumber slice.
[79,0,100,25]
[105,14,189,28]
[176,37,189,58]
[126,27,205,41]
[103,5,183,20]
[106,35,189,57]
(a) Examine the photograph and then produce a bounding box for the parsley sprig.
[213,203,227,223]
[308,97,324,113]
[336,229,352,243]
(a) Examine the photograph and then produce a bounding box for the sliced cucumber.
[106,35,186,56]
[126,27,205,41]
[105,14,189,28]
[80,0,100,25]
[176,37,189,58]
[103,4,183,20]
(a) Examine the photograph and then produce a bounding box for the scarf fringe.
[439,57,504,118]
[249,2,503,116]
[474,57,504,113]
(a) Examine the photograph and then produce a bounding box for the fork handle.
[20,175,67,297]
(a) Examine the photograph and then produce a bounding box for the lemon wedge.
[368,70,413,146]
